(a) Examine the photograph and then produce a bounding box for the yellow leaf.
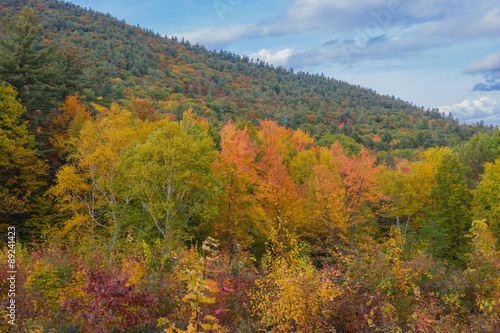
[205,315,217,322]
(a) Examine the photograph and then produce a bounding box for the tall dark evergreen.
[0,6,85,152]
[0,7,61,112]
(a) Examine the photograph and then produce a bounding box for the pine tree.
[0,7,61,112]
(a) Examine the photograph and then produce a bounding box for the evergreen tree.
[0,7,61,112]
[0,6,84,152]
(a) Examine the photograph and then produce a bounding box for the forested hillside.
[1,1,500,332]
[0,0,493,151]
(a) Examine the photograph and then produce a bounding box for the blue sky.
[68,0,500,126]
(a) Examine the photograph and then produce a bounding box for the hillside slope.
[0,0,493,153]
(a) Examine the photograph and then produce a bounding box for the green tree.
[317,133,362,155]
[120,111,218,241]
[429,153,471,261]
[456,132,500,189]
[0,7,61,112]
[473,159,500,243]
[0,6,84,153]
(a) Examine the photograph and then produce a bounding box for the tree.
[0,84,46,233]
[47,94,91,158]
[0,7,61,111]
[0,6,84,152]
[213,122,263,249]
[456,132,500,189]
[319,143,383,251]
[403,147,452,223]
[289,149,318,186]
[49,104,143,260]
[381,158,413,245]
[256,120,303,233]
[317,133,362,155]
[120,111,218,241]
[474,159,500,242]
[430,152,471,261]
[306,160,346,253]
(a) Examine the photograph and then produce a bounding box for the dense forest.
[1,0,500,332]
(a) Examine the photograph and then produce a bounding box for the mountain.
[0,0,494,155]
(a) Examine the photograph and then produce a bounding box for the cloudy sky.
[69,0,500,126]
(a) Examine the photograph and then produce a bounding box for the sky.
[68,0,500,126]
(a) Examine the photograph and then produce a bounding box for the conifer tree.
[0,6,83,152]
[0,7,61,112]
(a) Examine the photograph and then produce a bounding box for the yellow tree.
[306,160,346,252]
[382,158,414,243]
[289,128,315,155]
[382,148,454,256]
[49,104,148,258]
[0,85,46,231]
[401,147,452,224]
[289,149,319,186]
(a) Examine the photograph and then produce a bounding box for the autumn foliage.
[0,82,498,332]
[0,2,499,331]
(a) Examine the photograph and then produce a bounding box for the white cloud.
[465,49,500,79]
[249,48,296,66]
[439,97,499,122]
[474,7,500,36]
